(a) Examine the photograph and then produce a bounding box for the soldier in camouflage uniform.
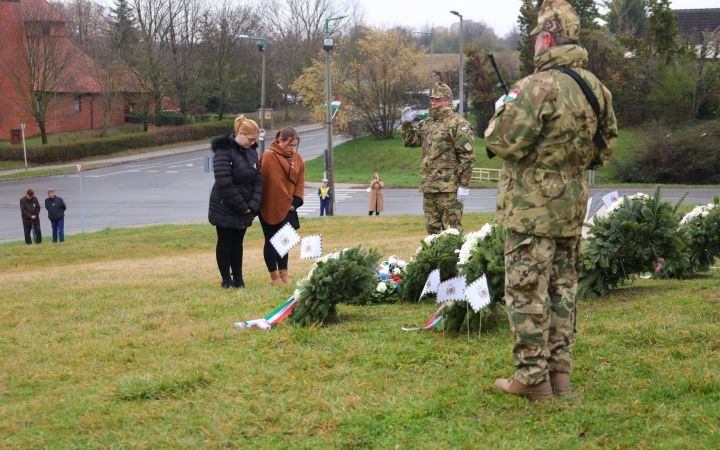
[485,0,618,399]
[401,82,475,234]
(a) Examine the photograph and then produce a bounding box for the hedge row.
[0,120,234,164]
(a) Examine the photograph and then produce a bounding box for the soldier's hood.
[429,104,454,120]
[533,44,588,72]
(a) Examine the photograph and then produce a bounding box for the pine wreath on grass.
[579,186,691,298]
[399,230,464,303]
[288,246,381,327]
[445,223,507,332]
[679,196,720,273]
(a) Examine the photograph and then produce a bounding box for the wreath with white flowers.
[678,196,720,272]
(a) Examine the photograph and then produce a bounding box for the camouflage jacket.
[484,45,618,237]
[402,105,475,193]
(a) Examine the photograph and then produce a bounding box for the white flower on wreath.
[397,259,407,269]
[423,234,439,246]
[393,268,401,275]
[478,222,494,240]
[321,254,331,263]
[376,282,387,293]
[680,205,712,227]
[441,228,460,236]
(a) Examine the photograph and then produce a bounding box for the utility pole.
[451,10,464,116]
[240,35,267,155]
[323,14,348,216]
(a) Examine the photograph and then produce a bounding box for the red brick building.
[0,0,125,143]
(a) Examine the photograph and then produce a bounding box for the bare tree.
[4,1,78,144]
[50,0,107,54]
[167,0,206,122]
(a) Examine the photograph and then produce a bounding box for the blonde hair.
[234,115,260,136]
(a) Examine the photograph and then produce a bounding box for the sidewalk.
[0,123,325,177]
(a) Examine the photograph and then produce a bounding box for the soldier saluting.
[401,82,475,235]
[485,0,618,400]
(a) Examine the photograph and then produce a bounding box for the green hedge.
[0,120,234,164]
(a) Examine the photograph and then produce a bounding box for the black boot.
[221,279,235,289]
[233,279,245,288]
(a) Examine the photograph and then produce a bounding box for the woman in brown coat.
[258,127,305,286]
[368,173,384,215]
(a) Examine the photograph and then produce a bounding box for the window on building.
[74,96,81,113]
[41,23,51,36]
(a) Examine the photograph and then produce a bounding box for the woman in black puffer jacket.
[208,115,262,288]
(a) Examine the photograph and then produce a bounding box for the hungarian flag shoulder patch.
[507,89,521,102]
[460,125,469,134]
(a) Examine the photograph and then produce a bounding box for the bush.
[0,120,234,164]
[399,230,464,303]
[613,122,720,184]
[579,186,691,298]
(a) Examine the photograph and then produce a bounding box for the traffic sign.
[75,162,82,174]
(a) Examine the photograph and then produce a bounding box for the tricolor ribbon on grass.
[401,303,447,332]
[234,290,304,331]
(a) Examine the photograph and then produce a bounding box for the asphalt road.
[1,130,718,242]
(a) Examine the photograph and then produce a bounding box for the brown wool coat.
[368,180,384,212]
[258,141,305,225]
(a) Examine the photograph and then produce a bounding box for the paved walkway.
[0,123,325,177]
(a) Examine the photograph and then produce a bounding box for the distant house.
[0,0,124,142]
[674,8,720,45]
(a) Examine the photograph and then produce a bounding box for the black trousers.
[23,223,42,245]
[258,214,290,272]
[215,226,247,282]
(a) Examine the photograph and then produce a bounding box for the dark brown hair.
[26,189,34,196]
[275,127,300,145]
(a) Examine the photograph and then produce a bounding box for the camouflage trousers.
[422,192,463,235]
[503,230,581,386]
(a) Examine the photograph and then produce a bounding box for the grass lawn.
[1,214,719,448]
[306,129,646,188]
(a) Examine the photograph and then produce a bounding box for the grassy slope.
[306,129,643,187]
[1,216,719,448]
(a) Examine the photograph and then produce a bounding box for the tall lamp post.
[413,31,434,95]
[323,14,348,216]
[240,35,267,155]
[450,10,464,116]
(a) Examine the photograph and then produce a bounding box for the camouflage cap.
[430,82,453,100]
[530,0,580,41]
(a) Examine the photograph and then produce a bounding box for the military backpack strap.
[555,66,608,151]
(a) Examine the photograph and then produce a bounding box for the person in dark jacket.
[20,188,42,245]
[45,188,67,243]
[208,115,262,289]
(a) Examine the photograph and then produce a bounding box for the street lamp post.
[323,14,348,216]
[240,35,267,155]
[450,10,464,116]
[413,31,434,94]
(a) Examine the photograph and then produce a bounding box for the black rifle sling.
[555,66,608,150]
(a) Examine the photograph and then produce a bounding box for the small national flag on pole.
[331,99,342,109]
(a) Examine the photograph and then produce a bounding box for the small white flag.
[465,275,491,312]
[602,190,620,208]
[436,276,467,304]
[300,234,323,259]
[419,269,441,300]
[270,223,301,258]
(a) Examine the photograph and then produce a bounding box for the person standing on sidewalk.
[258,127,305,286]
[208,115,263,289]
[368,173,384,216]
[318,178,331,216]
[45,189,67,243]
[485,0,617,400]
[20,189,42,245]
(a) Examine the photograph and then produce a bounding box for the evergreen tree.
[570,0,600,30]
[517,0,542,76]
[603,0,648,37]
[645,0,679,62]
[109,0,136,57]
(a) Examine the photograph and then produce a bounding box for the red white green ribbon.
[402,303,446,332]
[234,290,304,331]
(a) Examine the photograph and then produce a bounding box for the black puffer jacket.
[208,135,262,230]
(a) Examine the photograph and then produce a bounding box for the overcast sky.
[361,0,720,36]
